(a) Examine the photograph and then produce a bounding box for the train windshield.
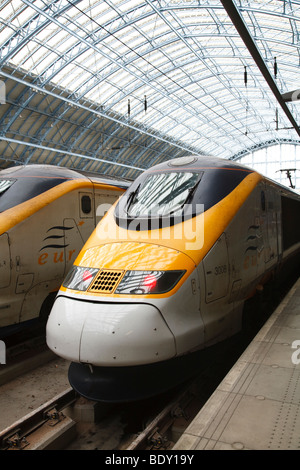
[127,172,200,217]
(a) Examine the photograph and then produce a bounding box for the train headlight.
[115,270,185,295]
[63,266,98,291]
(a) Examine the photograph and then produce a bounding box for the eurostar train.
[46,155,300,402]
[0,164,128,337]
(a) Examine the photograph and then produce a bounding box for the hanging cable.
[244,66,248,135]
[244,65,248,87]
[128,99,131,144]
[274,57,278,79]
[128,98,131,118]
[274,57,278,130]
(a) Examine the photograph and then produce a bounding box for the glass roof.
[0,0,300,177]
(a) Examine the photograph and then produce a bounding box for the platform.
[173,277,300,450]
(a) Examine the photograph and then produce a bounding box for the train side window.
[261,191,266,211]
[81,195,92,214]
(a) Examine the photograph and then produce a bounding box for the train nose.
[46,295,176,366]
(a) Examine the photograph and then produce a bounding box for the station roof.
[0,0,300,179]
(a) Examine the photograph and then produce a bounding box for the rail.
[0,387,77,450]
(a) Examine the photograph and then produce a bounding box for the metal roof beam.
[0,70,196,155]
[0,136,143,172]
[220,0,300,139]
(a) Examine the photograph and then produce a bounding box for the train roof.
[0,164,130,189]
[148,155,300,198]
[0,164,130,213]
[147,155,254,174]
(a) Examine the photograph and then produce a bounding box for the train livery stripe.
[195,171,263,264]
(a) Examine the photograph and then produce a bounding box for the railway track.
[0,272,295,451]
[0,388,77,450]
[0,317,265,451]
[0,324,226,450]
[0,375,206,450]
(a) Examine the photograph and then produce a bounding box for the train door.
[78,191,98,242]
[203,233,229,303]
[0,233,10,288]
[201,233,233,342]
[95,192,120,224]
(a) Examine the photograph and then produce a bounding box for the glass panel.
[0,179,14,195]
[0,0,300,161]
[127,172,200,217]
[239,144,300,191]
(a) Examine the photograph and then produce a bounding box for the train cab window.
[127,172,200,217]
[0,179,15,195]
[81,195,92,214]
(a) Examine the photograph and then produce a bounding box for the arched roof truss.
[0,0,299,178]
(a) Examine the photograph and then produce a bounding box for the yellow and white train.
[46,156,300,402]
[0,164,128,337]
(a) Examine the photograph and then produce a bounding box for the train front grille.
[87,269,124,294]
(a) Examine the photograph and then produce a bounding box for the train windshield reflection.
[127,172,200,217]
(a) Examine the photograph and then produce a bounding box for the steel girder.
[0,0,299,176]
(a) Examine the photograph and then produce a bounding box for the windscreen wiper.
[183,174,203,205]
[126,183,141,213]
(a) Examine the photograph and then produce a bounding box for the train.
[0,164,129,337]
[46,155,300,402]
